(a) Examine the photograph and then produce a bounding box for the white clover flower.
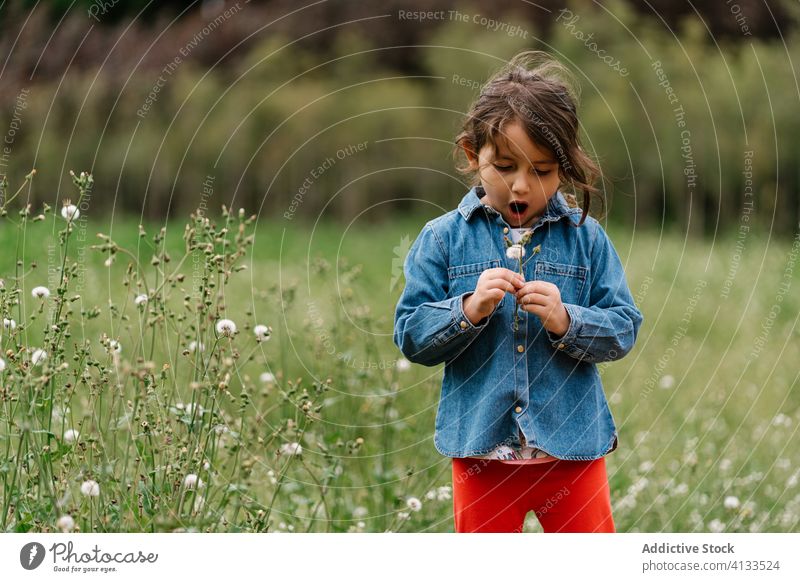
[134,294,148,307]
[3,318,16,330]
[279,442,302,456]
[188,340,205,353]
[56,514,75,532]
[406,497,422,512]
[724,495,740,510]
[254,324,272,341]
[506,244,524,260]
[183,474,204,490]
[31,349,47,366]
[659,374,675,389]
[215,319,237,337]
[61,202,80,221]
[31,286,50,299]
[63,429,79,444]
[259,372,275,384]
[0,358,5,373]
[80,480,100,497]
[396,357,411,372]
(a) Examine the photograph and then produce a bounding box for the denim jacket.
[393,185,643,460]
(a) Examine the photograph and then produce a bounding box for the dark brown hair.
[453,50,603,226]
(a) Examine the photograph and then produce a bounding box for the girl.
[393,51,643,533]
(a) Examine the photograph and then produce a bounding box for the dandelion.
[397,511,410,521]
[506,244,525,260]
[108,339,121,353]
[3,318,16,330]
[134,294,148,306]
[215,318,237,337]
[708,519,726,533]
[31,349,47,366]
[63,429,79,444]
[396,357,411,372]
[61,200,80,221]
[279,442,302,456]
[724,495,740,510]
[639,460,654,473]
[80,480,100,497]
[406,497,422,512]
[31,286,50,299]
[259,372,275,384]
[659,374,675,389]
[436,485,452,501]
[183,474,204,490]
[254,324,272,341]
[56,514,75,532]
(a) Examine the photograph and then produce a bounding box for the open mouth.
[508,200,529,221]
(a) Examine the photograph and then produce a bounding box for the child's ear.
[460,140,479,170]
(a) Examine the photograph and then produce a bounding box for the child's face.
[464,119,561,228]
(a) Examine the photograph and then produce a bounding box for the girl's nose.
[511,173,529,196]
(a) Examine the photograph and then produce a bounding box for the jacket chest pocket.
[533,260,588,305]
[448,259,505,308]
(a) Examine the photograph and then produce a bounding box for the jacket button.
[558,343,566,349]
[460,320,468,329]
[514,405,522,413]
[517,345,524,353]
[503,227,509,234]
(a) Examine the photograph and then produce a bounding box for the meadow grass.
[1,175,798,533]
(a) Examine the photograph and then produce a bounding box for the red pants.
[452,456,615,533]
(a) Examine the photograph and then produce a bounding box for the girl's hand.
[463,268,525,324]
[516,281,571,338]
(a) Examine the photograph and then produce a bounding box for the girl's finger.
[485,278,517,294]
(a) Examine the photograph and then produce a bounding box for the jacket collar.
[457,185,582,223]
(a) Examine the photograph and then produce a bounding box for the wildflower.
[259,372,275,384]
[31,286,50,299]
[0,358,4,373]
[353,506,368,519]
[31,349,47,366]
[436,485,452,501]
[506,244,525,260]
[724,496,740,510]
[3,318,15,330]
[708,519,726,533]
[108,339,121,353]
[254,324,272,341]
[61,200,80,222]
[193,495,205,512]
[215,319,237,337]
[406,497,422,512]
[279,442,302,456]
[56,515,75,532]
[80,480,100,497]
[134,294,148,306]
[63,429,79,444]
[183,474,204,490]
[639,460,654,473]
[397,511,410,521]
[659,374,675,389]
[188,340,205,353]
[396,357,411,372]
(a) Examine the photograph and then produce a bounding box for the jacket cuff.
[546,303,584,357]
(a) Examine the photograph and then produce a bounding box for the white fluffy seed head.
[134,294,148,306]
[183,474,204,490]
[505,244,525,260]
[32,286,50,299]
[215,319,237,337]
[31,349,47,366]
[80,480,100,497]
[254,324,272,341]
[63,429,79,444]
[56,514,75,532]
[61,204,80,221]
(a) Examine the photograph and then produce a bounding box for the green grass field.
[1,202,798,533]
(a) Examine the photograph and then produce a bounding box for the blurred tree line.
[0,0,798,237]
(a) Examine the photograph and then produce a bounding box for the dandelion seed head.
[396,357,411,372]
[724,495,740,510]
[254,324,272,341]
[80,480,100,497]
[32,286,50,299]
[406,497,422,512]
[61,203,80,221]
[279,442,302,456]
[259,372,275,384]
[134,294,148,306]
[56,514,75,532]
[506,244,524,260]
[183,474,204,490]
[3,318,16,330]
[216,319,237,337]
[63,429,79,444]
[31,349,47,366]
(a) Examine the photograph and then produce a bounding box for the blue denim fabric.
[393,185,643,460]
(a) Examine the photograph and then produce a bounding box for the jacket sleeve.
[545,222,643,363]
[393,222,497,367]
